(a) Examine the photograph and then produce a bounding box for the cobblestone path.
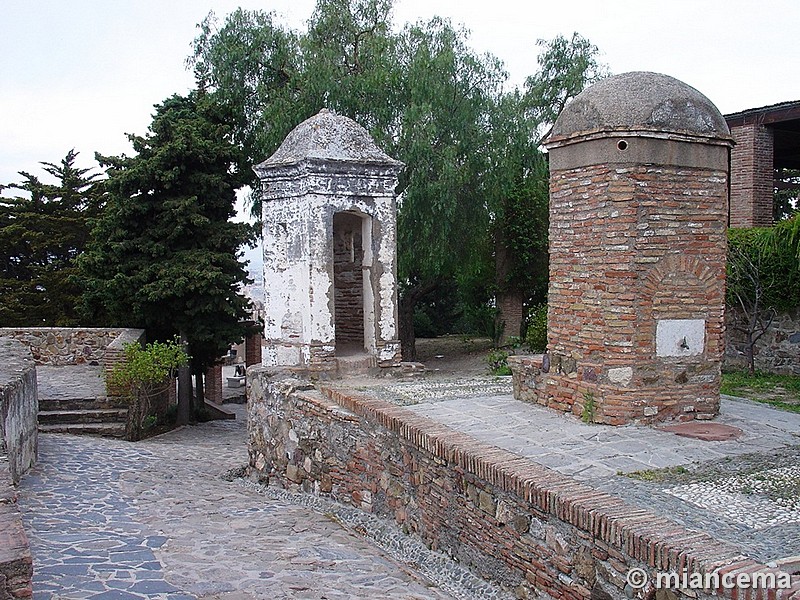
[17,406,487,600]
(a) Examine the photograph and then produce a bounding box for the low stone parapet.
[0,338,35,599]
[247,366,800,600]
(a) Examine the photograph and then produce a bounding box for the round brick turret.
[510,72,734,425]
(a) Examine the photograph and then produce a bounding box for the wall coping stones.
[313,383,798,598]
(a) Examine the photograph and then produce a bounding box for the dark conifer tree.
[81,92,256,423]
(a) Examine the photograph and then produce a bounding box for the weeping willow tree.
[189,0,604,358]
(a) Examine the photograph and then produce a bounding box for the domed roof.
[548,72,731,142]
[255,109,402,171]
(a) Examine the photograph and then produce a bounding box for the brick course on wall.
[247,369,800,600]
[729,124,774,228]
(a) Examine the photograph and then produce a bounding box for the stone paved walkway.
[348,376,800,564]
[18,405,503,600]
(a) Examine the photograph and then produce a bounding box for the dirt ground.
[413,336,496,376]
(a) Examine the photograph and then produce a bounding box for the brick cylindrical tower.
[510,72,733,425]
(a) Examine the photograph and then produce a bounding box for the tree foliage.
[108,338,188,440]
[0,150,102,326]
[727,220,800,373]
[80,92,256,378]
[190,1,604,357]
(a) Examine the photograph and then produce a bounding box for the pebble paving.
[18,404,511,600]
[19,368,800,597]
[344,376,800,564]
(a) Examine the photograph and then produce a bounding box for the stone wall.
[0,339,37,485]
[0,328,145,398]
[248,369,799,600]
[0,328,126,366]
[725,308,800,375]
[0,338,36,599]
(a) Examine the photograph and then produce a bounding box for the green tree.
[0,150,102,326]
[727,219,800,374]
[774,168,799,221]
[80,92,256,423]
[488,34,606,342]
[189,2,605,359]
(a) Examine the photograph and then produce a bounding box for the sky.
[2,0,798,203]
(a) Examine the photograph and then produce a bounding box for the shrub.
[108,338,188,441]
[486,348,512,376]
[525,303,548,353]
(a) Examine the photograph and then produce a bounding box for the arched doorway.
[332,211,374,356]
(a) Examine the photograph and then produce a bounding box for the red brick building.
[726,100,800,227]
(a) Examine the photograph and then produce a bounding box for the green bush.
[486,348,512,376]
[727,219,800,313]
[525,303,548,353]
[109,338,188,441]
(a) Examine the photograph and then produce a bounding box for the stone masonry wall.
[725,308,800,375]
[0,328,122,366]
[0,328,145,399]
[729,124,774,228]
[536,163,727,424]
[247,369,799,600]
[0,338,36,599]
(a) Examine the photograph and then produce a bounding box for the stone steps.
[38,397,128,412]
[335,353,377,376]
[38,408,129,425]
[38,422,126,437]
[38,397,128,438]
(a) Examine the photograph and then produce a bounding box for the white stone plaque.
[656,319,705,357]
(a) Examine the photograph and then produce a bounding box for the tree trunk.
[398,280,439,362]
[176,331,192,425]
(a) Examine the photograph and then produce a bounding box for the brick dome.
[549,72,731,142]
[255,108,403,171]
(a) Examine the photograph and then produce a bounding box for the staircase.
[36,365,128,438]
[38,397,128,437]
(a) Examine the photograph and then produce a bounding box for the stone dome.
[549,72,731,142]
[255,109,403,171]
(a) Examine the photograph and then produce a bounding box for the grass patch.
[721,370,800,413]
[625,465,691,482]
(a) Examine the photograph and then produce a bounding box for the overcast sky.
[2,0,798,191]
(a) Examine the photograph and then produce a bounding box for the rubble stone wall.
[0,338,36,599]
[725,308,800,375]
[247,368,798,600]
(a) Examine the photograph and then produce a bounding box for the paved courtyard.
[17,367,800,598]
[18,404,505,600]
[351,376,800,563]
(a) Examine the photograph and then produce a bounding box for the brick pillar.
[205,364,223,405]
[245,331,262,366]
[729,123,774,227]
[496,289,525,343]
